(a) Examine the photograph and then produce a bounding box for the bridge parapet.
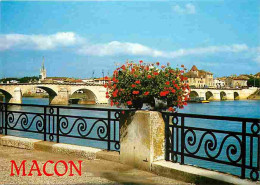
[0,84,108,105]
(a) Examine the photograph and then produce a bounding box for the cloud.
[172,3,196,14]
[165,44,249,58]
[78,41,249,59]
[0,32,254,61]
[77,41,164,57]
[253,47,260,64]
[0,32,83,51]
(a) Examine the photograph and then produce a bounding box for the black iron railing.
[0,103,126,151]
[162,112,260,181]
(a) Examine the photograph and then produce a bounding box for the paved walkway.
[0,146,189,184]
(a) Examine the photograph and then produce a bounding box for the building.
[225,75,249,88]
[184,65,214,88]
[213,78,225,88]
[82,79,95,84]
[94,76,111,85]
[39,57,47,81]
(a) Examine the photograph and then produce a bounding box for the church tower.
[39,57,47,81]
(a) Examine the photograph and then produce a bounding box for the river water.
[3,97,260,179]
[22,97,260,118]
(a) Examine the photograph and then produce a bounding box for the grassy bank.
[247,89,260,100]
[23,93,49,98]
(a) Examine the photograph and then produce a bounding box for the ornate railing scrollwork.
[59,117,108,140]
[163,112,260,181]
[0,103,122,152]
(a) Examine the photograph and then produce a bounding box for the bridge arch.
[190,91,199,97]
[70,88,97,104]
[21,86,58,104]
[220,91,227,100]
[234,92,239,100]
[0,89,12,102]
[205,91,214,100]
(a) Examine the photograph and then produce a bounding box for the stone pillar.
[226,92,234,100]
[213,92,221,100]
[120,111,165,171]
[9,88,22,104]
[50,88,69,105]
[199,92,206,100]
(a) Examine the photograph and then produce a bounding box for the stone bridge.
[0,83,107,105]
[189,87,258,100]
[0,83,258,105]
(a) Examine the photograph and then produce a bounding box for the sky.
[0,0,259,79]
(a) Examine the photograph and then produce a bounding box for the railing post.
[57,107,60,143]
[44,106,47,141]
[181,116,185,165]
[164,113,170,161]
[241,121,246,179]
[107,111,111,150]
[4,103,8,135]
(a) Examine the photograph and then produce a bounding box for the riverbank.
[23,93,49,98]
[247,89,260,100]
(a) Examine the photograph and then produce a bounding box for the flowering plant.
[104,60,190,112]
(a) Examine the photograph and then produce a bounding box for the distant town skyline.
[1,1,259,78]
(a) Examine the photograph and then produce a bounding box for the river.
[22,97,260,118]
[3,97,260,179]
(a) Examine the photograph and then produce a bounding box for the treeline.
[248,77,260,87]
[0,76,39,83]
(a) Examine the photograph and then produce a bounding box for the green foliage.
[0,76,39,83]
[247,77,260,87]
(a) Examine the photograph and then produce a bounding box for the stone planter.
[119,111,165,171]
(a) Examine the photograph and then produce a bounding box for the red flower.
[122,110,125,115]
[144,91,149,96]
[147,75,152,79]
[160,91,167,97]
[171,89,176,93]
[165,81,170,85]
[132,91,139,95]
[112,90,118,97]
[135,80,141,84]
[168,107,175,112]
[127,101,132,105]
[121,65,126,70]
[106,95,110,98]
[113,84,117,88]
[131,68,135,73]
[156,62,160,66]
[153,72,159,76]
[139,60,143,64]
[131,84,136,88]
[183,102,187,106]
[104,76,109,80]
[104,84,108,88]
[172,80,175,84]
[113,70,118,76]
[110,101,114,106]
